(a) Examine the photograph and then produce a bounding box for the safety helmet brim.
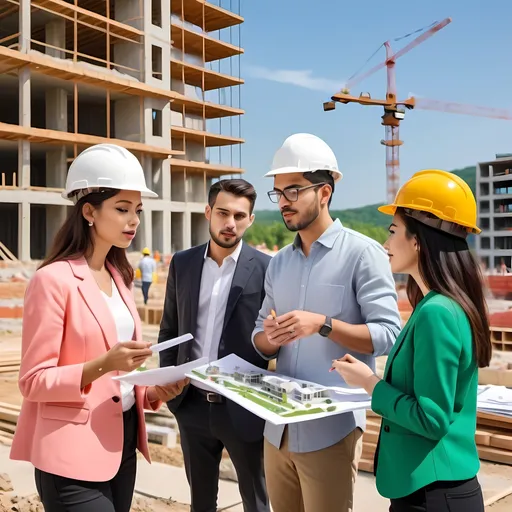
[378,203,482,235]
[61,186,158,203]
[264,166,343,183]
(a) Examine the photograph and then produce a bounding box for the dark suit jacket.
[158,242,272,443]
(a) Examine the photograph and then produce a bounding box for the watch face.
[320,324,331,337]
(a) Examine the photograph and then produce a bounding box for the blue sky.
[236,0,512,211]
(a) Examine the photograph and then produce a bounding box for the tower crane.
[323,18,512,203]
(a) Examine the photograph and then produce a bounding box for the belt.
[192,386,225,404]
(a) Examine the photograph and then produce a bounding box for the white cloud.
[246,65,344,93]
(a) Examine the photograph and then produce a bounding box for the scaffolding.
[0,0,245,260]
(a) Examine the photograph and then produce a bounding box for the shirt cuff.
[367,322,392,357]
[251,328,278,361]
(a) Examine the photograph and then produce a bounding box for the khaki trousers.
[264,427,363,512]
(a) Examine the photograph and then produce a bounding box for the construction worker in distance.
[10,143,188,512]
[138,247,157,305]
[333,170,491,512]
[252,133,402,512]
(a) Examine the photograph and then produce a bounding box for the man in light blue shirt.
[138,247,156,305]
[252,133,401,512]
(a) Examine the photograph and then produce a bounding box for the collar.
[292,218,343,251]
[204,239,243,263]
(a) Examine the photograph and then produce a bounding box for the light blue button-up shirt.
[251,219,401,453]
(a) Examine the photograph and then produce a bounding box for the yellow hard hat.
[378,169,481,236]
[142,247,151,255]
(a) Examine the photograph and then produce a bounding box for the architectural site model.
[185,354,371,425]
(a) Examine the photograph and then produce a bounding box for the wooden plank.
[358,458,374,473]
[0,240,18,261]
[362,430,379,444]
[490,434,512,452]
[0,366,19,374]
[0,434,13,446]
[475,430,492,446]
[0,420,15,433]
[0,402,22,411]
[484,484,512,507]
[477,446,512,465]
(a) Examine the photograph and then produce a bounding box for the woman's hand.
[104,341,153,373]
[331,354,381,395]
[148,378,190,402]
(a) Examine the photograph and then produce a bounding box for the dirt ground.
[489,495,512,511]
[0,492,190,512]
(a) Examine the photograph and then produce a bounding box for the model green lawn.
[192,371,338,417]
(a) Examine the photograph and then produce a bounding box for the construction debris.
[0,473,13,492]
[0,492,43,512]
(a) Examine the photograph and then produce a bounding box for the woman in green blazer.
[333,169,492,512]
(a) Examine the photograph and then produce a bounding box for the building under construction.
[0,0,244,261]
[476,154,512,272]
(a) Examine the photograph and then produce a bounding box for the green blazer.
[371,290,480,499]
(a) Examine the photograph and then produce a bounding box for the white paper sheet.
[477,385,512,417]
[185,354,371,425]
[150,333,193,354]
[112,357,208,386]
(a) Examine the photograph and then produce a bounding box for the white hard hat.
[62,144,158,202]
[264,133,343,183]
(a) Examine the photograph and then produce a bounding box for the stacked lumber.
[0,402,20,446]
[137,305,163,325]
[359,410,380,473]
[360,410,512,473]
[0,351,21,374]
[476,411,512,465]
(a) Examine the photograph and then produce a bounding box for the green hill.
[254,203,390,228]
[248,166,477,248]
[451,166,476,195]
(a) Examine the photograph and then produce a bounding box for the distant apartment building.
[476,154,512,272]
[0,0,244,261]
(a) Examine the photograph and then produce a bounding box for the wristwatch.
[319,316,332,337]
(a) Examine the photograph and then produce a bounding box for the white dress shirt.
[191,241,242,388]
[101,279,136,412]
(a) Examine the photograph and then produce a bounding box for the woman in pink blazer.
[10,144,187,512]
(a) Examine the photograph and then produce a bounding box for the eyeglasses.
[267,183,327,203]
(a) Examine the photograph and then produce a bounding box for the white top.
[191,241,243,389]
[101,279,136,412]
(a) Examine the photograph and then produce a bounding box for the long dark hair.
[40,188,134,287]
[398,208,492,368]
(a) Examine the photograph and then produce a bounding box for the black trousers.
[174,386,269,512]
[35,405,138,512]
[389,477,484,512]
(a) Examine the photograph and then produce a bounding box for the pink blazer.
[10,257,162,482]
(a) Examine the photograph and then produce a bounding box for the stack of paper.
[477,385,512,418]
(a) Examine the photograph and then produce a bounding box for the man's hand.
[264,310,325,346]
[148,378,190,402]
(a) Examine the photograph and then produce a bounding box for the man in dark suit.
[158,179,271,512]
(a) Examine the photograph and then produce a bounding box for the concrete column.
[45,19,66,58]
[19,67,30,127]
[183,211,191,250]
[45,89,68,132]
[162,159,171,200]
[142,155,152,193]
[46,147,67,188]
[19,0,31,53]
[163,210,171,255]
[46,206,67,254]
[18,202,30,262]
[18,140,30,189]
[141,209,152,252]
